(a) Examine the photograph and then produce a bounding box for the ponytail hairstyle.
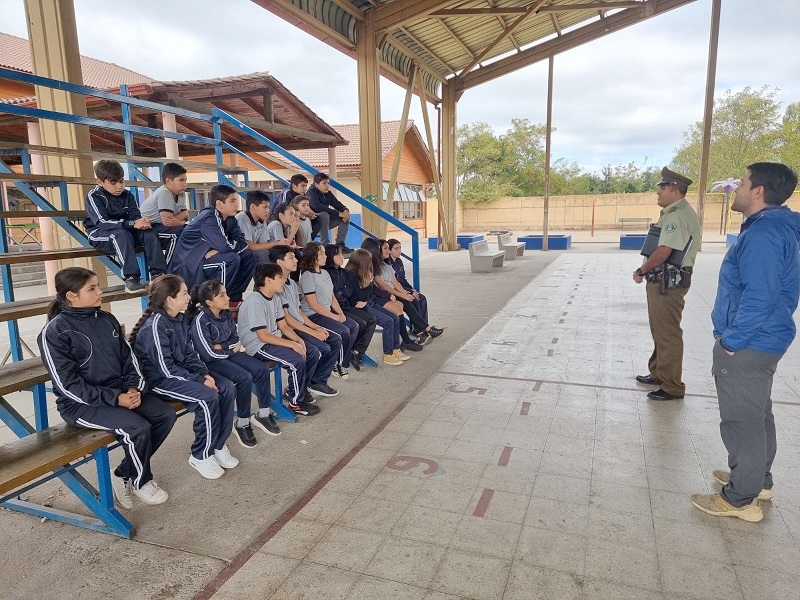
[324,243,343,269]
[47,267,96,321]
[129,274,185,347]
[360,237,384,277]
[186,279,223,324]
[299,241,323,274]
[344,248,374,288]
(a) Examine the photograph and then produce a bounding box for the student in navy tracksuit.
[84,160,167,292]
[386,238,429,327]
[187,279,280,449]
[131,275,238,480]
[37,267,176,508]
[344,249,406,366]
[168,184,256,306]
[324,244,376,370]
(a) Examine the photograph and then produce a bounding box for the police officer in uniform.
[633,167,702,400]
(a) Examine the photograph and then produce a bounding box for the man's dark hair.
[210,184,237,205]
[747,162,799,206]
[313,172,330,185]
[253,262,283,288]
[162,162,187,182]
[290,174,308,187]
[94,160,124,182]
[269,244,294,264]
[245,190,271,209]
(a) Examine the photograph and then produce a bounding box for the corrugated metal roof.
[0,31,152,88]
[252,0,698,99]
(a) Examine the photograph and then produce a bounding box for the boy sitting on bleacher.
[139,162,189,263]
[84,160,168,292]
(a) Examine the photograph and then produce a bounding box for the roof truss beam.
[459,0,697,91]
[537,1,644,11]
[374,0,457,32]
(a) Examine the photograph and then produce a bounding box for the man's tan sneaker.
[712,469,773,501]
[691,493,763,522]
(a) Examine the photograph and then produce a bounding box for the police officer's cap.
[657,167,692,188]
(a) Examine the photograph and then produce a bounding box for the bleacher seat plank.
[0,359,49,396]
[0,210,86,219]
[0,424,115,495]
[0,284,146,323]
[0,247,102,266]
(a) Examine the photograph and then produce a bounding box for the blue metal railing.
[0,66,423,361]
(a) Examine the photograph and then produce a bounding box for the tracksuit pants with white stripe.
[151,223,185,264]
[254,343,320,406]
[57,394,177,490]
[205,353,272,420]
[308,314,358,368]
[297,330,341,385]
[152,377,235,460]
[87,227,167,279]
[200,249,257,302]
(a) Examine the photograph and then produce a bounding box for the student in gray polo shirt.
[235,191,284,264]
[139,162,189,263]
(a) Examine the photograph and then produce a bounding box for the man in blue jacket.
[692,162,800,523]
[168,184,256,306]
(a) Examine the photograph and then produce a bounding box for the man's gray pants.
[712,339,781,506]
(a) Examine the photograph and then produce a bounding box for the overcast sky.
[3,0,799,174]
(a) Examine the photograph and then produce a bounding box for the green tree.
[500,118,548,196]
[779,102,800,174]
[456,122,514,202]
[672,86,783,186]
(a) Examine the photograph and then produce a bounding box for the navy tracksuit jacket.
[37,306,176,489]
[133,310,234,459]
[84,186,167,278]
[168,206,256,301]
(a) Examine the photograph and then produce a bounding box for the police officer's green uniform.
[645,175,702,397]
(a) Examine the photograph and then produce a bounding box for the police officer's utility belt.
[645,265,693,292]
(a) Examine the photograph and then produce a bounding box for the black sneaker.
[428,326,446,339]
[251,413,281,436]
[414,332,431,346]
[351,351,362,371]
[124,277,147,293]
[233,422,258,448]
[401,341,424,352]
[289,401,321,416]
[308,382,339,397]
[332,363,349,379]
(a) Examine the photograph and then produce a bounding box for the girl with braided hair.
[130,274,238,480]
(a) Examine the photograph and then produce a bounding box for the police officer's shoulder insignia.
[665,222,677,233]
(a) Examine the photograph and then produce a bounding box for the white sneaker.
[189,455,225,479]
[111,471,134,509]
[133,480,169,505]
[214,445,240,469]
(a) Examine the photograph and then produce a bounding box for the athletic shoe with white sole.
[111,471,134,509]
[133,480,169,505]
[214,445,239,469]
[189,455,225,479]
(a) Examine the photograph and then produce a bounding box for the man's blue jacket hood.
[712,205,800,354]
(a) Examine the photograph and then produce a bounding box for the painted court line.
[498,446,513,466]
[473,488,495,517]
[520,402,531,415]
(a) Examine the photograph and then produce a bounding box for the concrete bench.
[619,234,647,250]
[517,235,572,250]
[618,217,652,229]
[496,233,525,260]
[468,240,505,273]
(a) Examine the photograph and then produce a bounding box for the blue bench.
[428,234,484,250]
[619,234,647,250]
[517,235,572,250]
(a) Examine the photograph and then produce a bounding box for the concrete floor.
[3,240,800,599]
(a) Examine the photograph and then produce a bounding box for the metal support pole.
[696,0,722,250]
[543,56,554,252]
